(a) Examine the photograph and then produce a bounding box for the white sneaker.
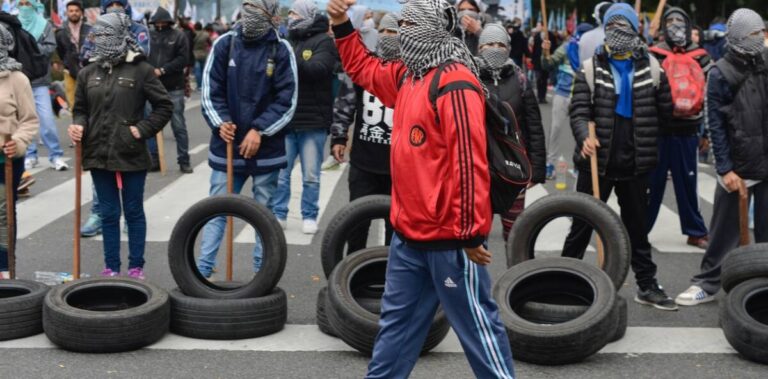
[0,271,9,280]
[24,157,38,170]
[302,219,318,234]
[675,285,716,306]
[321,155,340,171]
[53,157,69,171]
[277,219,287,230]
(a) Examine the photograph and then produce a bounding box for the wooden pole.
[588,123,605,269]
[649,0,667,38]
[739,193,750,247]
[226,141,234,281]
[156,132,167,176]
[4,136,15,279]
[74,143,82,279]
[540,0,549,41]
[634,0,642,14]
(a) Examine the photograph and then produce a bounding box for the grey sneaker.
[675,285,716,306]
[635,284,678,311]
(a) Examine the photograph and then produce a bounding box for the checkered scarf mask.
[0,24,22,72]
[242,0,279,41]
[726,8,766,57]
[604,16,642,56]
[91,13,141,70]
[399,0,481,83]
[376,13,400,61]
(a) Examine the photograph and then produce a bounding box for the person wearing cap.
[197,0,298,279]
[477,22,545,241]
[330,12,400,252]
[647,7,711,251]
[67,12,172,280]
[55,0,90,108]
[146,6,192,174]
[0,23,39,280]
[327,0,515,377]
[675,8,768,307]
[564,3,676,311]
[269,0,338,235]
[542,22,593,179]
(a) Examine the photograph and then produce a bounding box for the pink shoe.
[0,271,9,280]
[127,267,145,280]
[101,268,119,277]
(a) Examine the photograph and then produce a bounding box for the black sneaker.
[179,163,193,174]
[635,284,678,311]
[149,161,161,172]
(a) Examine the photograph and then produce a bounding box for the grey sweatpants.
[692,181,768,294]
[547,94,572,166]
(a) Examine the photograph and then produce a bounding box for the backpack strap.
[649,55,661,89]
[427,62,482,124]
[685,48,708,59]
[583,57,596,104]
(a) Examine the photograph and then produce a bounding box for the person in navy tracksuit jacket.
[197,0,298,278]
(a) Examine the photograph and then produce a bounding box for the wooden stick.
[588,123,606,269]
[4,136,15,279]
[74,143,82,279]
[156,132,166,176]
[739,192,750,247]
[540,0,549,42]
[226,141,234,281]
[634,0,642,14]
[649,0,667,38]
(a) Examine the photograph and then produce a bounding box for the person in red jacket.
[327,1,514,378]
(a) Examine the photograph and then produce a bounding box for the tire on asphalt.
[493,257,618,365]
[168,194,287,299]
[721,243,768,293]
[43,278,169,353]
[516,296,627,343]
[720,278,768,364]
[610,296,628,343]
[170,286,286,340]
[0,280,49,341]
[325,247,450,356]
[316,287,336,337]
[506,192,631,290]
[320,195,391,278]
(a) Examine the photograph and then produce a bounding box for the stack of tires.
[316,196,450,354]
[719,243,768,364]
[0,280,49,342]
[167,195,288,340]
[495,192,630,365]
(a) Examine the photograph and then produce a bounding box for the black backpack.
[0,14,48,81]
[425,62,532,214]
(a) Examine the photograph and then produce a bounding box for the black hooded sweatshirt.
[147,7,189,91]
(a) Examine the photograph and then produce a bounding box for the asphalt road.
[0,93,764,379]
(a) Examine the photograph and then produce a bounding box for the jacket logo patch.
[302,50,313,61]
[409,125,426,147]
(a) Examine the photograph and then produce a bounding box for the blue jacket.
[706,67,734,176]
[202,26,298,175]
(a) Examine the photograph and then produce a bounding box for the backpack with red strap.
[649,47,707,118]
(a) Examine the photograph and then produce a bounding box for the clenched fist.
[327,0,356,25]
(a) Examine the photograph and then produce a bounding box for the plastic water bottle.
[555,156,568,191]
[33,272,89,286]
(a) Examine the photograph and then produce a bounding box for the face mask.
[480,47,509,69]
[735,34,766,56]
[457,10,479,29]
[18,5,37,21]
[377,34,400,61]
[666,22,687,47]
[107,7,124,14]
[363,18,375,30]
[605,25,638,55]
[241,6,273,40]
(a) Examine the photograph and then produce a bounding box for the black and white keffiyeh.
[399,0,481,83]
[726,8,765,57]
[604,16,643,56]
[90,12,141,70]
[242,0,279,41]
[376,13,401,62]
[0,23,22,72]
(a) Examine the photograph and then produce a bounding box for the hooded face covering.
[241,0,279,41]
[726,8,766,57]
[664,12,688,47]
[288,0,317,32]
[18,0,47,40]
[399,0,480,82]
[0,24,23,73]
[605,16,641,56]
[91,12,141,69]
[376,13,400,61]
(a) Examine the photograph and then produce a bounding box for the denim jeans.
[269,129,327,221]
[197,169,279,277]
[26,86,64,162]
[147,90,190,165]
[91,169,147,272]
[194,59,205,90]
[0,159,24,271]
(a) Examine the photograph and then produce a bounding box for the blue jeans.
[197,169,279,277]
[194,59,205,90]
[26,86,64,162]
[269,129,327,221]
[147,90,190,165]
[0,159,25,271]
[91,170,147,272]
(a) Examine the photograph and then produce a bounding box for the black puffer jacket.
[287,14,339,130]
[480,62,546,183]
[73,52,172,172]
[570,48,673,176]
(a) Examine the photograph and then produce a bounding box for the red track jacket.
[334,21,491,249]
